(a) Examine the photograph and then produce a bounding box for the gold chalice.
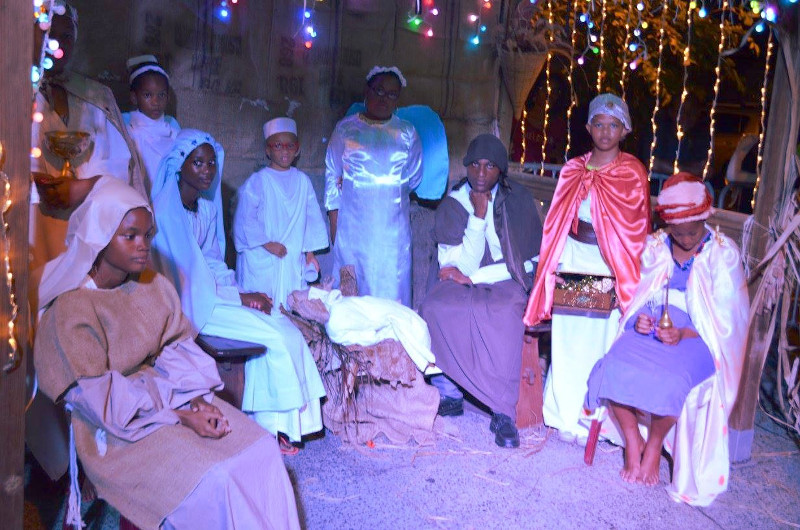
[44,131,92,179]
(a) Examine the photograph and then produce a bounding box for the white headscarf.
[38,177,151,312]
[126,54,170,86]
[150,129,225,330]
[366,65,407,87]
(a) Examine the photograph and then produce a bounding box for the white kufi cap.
[263,117,297,140]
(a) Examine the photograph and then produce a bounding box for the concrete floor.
[24,406,800,529]
[284,408,800,530]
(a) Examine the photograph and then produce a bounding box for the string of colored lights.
[702,0,729,181]
[301,0,318,48]
[595,0,606,94]
[576,6,599,67]
[619,0,633,98]
[467,1,492,46]
[31,0,57,93]
[647,0,668,177]
[539,0,554,175]
[31,0,62,161]
[408,0,440,38]
[673,2,695,174]
[0,143,18,374]
[564,0,581,162]
[215,0,238,22]
[751,27,774,211]
[627,1,648,72]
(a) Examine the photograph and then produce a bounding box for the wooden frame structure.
[0,0,33,527]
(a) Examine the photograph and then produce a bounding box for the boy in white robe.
[234,118,329,308]
[123,55,181,187]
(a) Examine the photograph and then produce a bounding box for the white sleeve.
[199,206,241,304]
[437,215,488,276]
[232,179,270,252]
[324,125,344,211]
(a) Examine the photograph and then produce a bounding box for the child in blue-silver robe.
[324,108,422,307]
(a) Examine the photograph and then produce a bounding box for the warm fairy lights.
[595,0,606,93]
[564,0,581,162]
[673,2,694,174]
[520,108,527,164]
[647,0,668,177]
[752,28,774,210]
[0,143,18,374]
[540,0,554,175]
[702,0,729,181]
[619,0,633,98]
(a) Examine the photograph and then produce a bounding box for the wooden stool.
[515,323,550,429]
[195,334,266,409]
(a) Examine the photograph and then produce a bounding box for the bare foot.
[620,432,645,483]
[637,442,662,486]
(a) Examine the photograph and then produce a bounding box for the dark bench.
[195,334,266,409]
[516,322,550,429]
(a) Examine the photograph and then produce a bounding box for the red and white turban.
[655,172,713,224]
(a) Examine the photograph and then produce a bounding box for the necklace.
[670,231,711,271]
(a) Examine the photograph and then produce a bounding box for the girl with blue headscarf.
[150,129,325,449]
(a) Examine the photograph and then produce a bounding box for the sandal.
[277,432,299,456]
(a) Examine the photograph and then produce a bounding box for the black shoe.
[437,397,464,417]
[489,413,520,448]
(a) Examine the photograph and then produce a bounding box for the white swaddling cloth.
[308,288,440,375]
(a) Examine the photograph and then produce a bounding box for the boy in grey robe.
[419,134,543,448]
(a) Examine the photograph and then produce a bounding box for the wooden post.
[728,15,800,462]
[0,0,33,527]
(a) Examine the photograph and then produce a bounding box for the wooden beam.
[728,15,800,461]
[0,0,33,528]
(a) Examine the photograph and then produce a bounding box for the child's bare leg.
[639,414,677,486]
[609,402,644,483]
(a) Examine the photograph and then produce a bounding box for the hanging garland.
[564,0,581,162]
[702,0,729,181]
[673,1,695,174]
[520,108,527,164]
[0,143,18,374]
[619,0,634,98]
[595,0,607,93]
[752,27,774,211]
[647,0,668,177]
[539,0,555,175]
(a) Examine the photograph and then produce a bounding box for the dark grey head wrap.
[462,134,508,174]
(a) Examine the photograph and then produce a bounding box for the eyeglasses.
[368,86,400,100]
[267,142,298,150]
